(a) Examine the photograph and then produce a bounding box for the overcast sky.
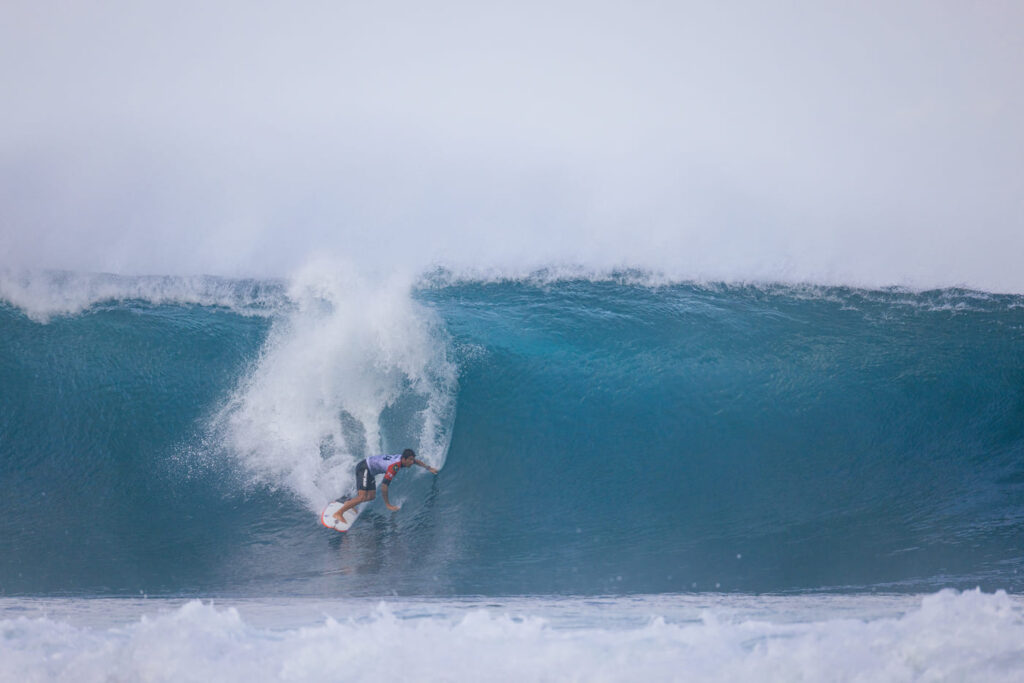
[1,1,1022,290]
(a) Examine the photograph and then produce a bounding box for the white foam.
[206,260,457,511]
[2,590,1022,682]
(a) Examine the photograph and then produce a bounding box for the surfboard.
[320,499,361,532]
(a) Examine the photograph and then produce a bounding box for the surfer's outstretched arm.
[381,483,399,511]
[414,458,439,474]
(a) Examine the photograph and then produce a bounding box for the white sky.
[1,1,1022,290]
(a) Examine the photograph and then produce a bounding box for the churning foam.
[206,261,457,510]
[2,590,1023,682]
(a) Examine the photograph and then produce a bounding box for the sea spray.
[206,261,458,511]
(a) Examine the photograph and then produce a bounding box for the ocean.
[2,267,1023,681]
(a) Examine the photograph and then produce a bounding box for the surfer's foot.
[333,511,347,524]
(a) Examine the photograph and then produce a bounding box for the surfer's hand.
[387,503,400,511]
[428,466,438,474]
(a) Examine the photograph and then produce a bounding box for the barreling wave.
[1,268,1022,596]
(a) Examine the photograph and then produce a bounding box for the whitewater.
[2,266,1023,680]
[3,591,1024,683]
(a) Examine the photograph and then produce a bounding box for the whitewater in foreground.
[2,591,1024,682]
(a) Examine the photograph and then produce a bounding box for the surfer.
[333,449,437,524]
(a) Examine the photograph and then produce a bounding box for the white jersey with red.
[364,453,404,485]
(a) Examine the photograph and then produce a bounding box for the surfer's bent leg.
[334,490,373,521]
[334,460,376,522]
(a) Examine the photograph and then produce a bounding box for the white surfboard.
[320,499,361,532]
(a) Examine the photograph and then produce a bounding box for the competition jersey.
[364,453,404,484]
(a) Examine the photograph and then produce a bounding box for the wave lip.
[5,266,1019,324]
[0,269,287,321]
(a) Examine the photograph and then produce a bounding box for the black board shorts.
[355,460,375,491]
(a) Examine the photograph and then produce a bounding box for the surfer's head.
[401,449,416,466]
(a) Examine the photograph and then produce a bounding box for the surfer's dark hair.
[402,449,416,460]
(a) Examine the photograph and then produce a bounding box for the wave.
[1,269,1022,596]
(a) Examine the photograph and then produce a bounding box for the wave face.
[1,273,1023,596]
